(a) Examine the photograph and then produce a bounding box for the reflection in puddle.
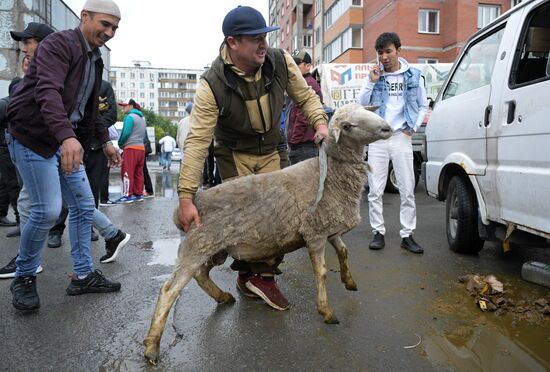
[107,166,180,200]
[425,278,550,371]
[424,327,549,371]
[147,238,181,266]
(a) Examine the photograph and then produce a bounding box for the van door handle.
[507,100,516,124]
[484,105,492,127]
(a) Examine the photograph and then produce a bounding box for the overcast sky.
[63,0,270,69]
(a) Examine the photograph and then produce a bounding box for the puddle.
[107,166,180,199]
[424,276,550,371]
[147,237,181,266]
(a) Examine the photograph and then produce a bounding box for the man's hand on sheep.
[178,198,200,232]
[314,122,329,145]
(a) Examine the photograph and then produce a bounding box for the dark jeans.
[203,143,221,187]
[0,146,20,221]
[85,149,108,208]
[289,143,318,165]
[143,156,153,194]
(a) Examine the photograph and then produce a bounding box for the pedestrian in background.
[158,132,176,171]
[0,23,55,279]
[117,99,146,203]
[287,49,324,165]
[176,5,329,311]
[5,0,123,311]
[357,32,428,254]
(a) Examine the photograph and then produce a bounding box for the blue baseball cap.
[222,6,279,37]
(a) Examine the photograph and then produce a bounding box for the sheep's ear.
[366,163,372,173]
[331,125,341,143]
[364,105,379,112]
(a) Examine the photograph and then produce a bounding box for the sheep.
[143,103,392,364]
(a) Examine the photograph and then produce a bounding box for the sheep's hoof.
[345,280,358,291]
[324,316,340,324]
[217,292,236,304]
[143,338,160,365]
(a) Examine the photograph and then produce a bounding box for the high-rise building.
[110,62,203,123]
[269,0,517,65]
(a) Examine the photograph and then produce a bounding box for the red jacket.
[8,28,109,158]
[287,73,323,146]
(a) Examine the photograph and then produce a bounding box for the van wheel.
[446,176,484,254]
[385,161,420,194]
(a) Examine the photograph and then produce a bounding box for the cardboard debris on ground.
[458,274,550,324]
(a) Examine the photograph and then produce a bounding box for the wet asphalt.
[0,162,548,371]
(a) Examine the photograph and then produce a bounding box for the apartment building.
[110,62,203,123]
[270,0,522,65]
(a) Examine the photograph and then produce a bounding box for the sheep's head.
[328,103,392,146]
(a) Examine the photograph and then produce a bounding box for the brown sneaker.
[245,275,289,311]
[236,273,259,298]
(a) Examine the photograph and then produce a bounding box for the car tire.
[385,161,420,194]
[446,176,484,254]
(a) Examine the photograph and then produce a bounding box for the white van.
[423,0,550,253]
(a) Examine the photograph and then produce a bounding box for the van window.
[511,2,550,86]
[442,27,505,99]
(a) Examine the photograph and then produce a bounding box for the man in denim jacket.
[358,32,428,254]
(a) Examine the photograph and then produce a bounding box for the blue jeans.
[18,186,116,240]
[7,133,95,277]
[160,151,172,169]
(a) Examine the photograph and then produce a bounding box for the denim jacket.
[370,67,421,131]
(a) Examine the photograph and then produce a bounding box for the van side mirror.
[428,97,435,109]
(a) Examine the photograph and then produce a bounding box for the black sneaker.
[91,228,99,242]
[6,225,20,237]
[0,257,43,279]
[66,269,121,296]
[401,236,424,254]
[369,232,385,250]
[47,233,62,248]
[10,275,40,311]
[100,230,131,263]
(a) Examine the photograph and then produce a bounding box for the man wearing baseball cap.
[175,6,328,311]
[287,49,324,165]
[116,99,146,203]
[6,0,122,311]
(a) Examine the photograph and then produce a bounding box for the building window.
[140,73,144,79]
[418,9,439,34]
[150,83,155,89]
[303,34,312,47]
[130,82,135,88]
[120,82,125,88]
[140,92,145,98]
[120,72,125,78]
[478,5,500,29]
[150,93,154,99]
[150,73,155,81]
[130,73,135,79]
[286,22,290,35]
[324,0,362,31]
[140,83,145,89]
[511,0,522,6]
[315,27,321,45]
[418,58,439,64]
[315,0,322,14]
[323,27,361,61]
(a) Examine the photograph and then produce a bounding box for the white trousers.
[367,131,416,238]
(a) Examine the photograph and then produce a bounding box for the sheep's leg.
[328,236,358,291]
[143,262,199,365]
[308,242,339,324]
[195,261,235,304]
